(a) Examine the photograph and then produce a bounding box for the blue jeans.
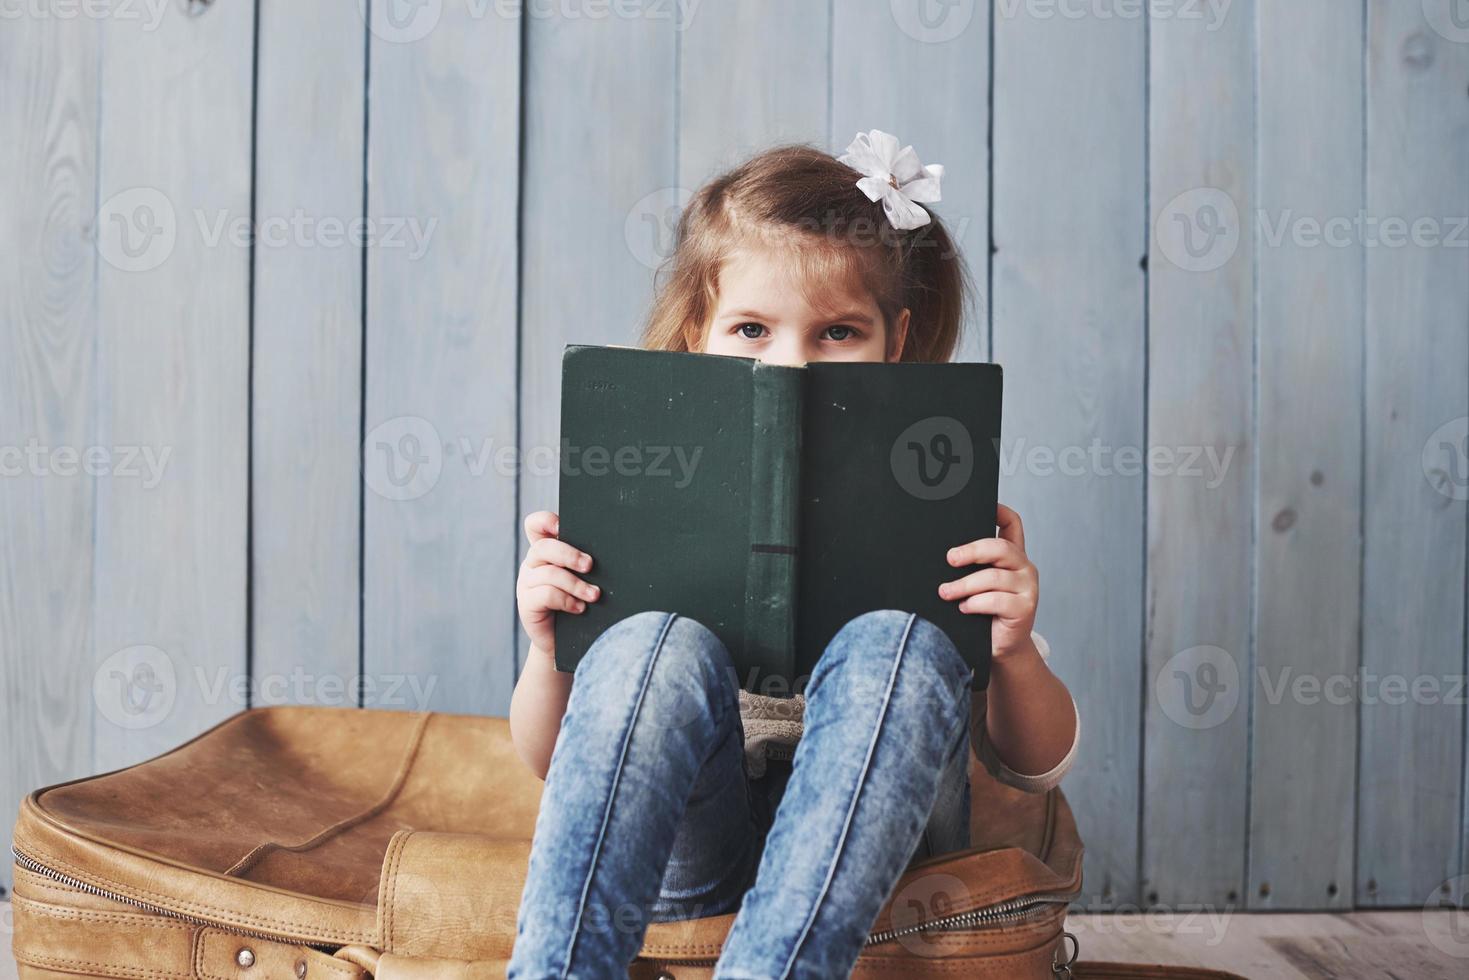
[508,610,972,979]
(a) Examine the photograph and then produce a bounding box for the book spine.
[743,364,802,693]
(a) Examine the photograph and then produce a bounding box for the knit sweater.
[736,630,1078,793]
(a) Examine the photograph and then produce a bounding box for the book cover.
[555,345,1002,691]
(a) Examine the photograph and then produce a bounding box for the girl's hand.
[938,503,1038,660]
[516,510,599,655]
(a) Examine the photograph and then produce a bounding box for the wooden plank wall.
[250,0,365,708]
[1360,0,1469,908]
[362,0,522,715]
[991,0,1146,908]
[1145,0,1256,909]
[0,0,99,904]
[1250,0,1363,911]
[2,0,1467,913]
[90,5,255,773]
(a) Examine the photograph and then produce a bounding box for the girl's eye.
[823,325,856,342]
[737,323,766,340]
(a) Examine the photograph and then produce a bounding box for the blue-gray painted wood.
[0,8,100,895]
[90,8,255,771]
[1248,0,1364,912]
[362,0,522,715]
[677,0,830,187]
[1144,0,1256,908]
[1359,0,1469,908]
[831,0,991,364]
[990,1,1147,910]
[250,0,366,707]
[3,0,1469,913]
[516,11,679,671]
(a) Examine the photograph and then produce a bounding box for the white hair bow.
[838,129,944,231]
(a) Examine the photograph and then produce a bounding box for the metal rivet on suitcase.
[236,948,256,969]
[295,960,308,978]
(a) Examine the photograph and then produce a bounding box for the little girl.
[507,132,1078,979]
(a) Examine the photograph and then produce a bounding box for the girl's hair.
[641,144,970,363]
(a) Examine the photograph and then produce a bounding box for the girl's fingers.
[996,503,1026,552]
[946,536,1025,569]
[524,510,560,543]
[938,567,1026,601]
[526,536,593,573]
[959,591,1028,618]
[520,564,600,603]
[525,583,586,616]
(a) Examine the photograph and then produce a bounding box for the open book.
[554,345,1003,693]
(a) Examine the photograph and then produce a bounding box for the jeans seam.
[560,611,678,976]
[777,611,917,978]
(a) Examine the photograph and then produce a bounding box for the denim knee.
[577,611,739,731]
[812,610,971,722]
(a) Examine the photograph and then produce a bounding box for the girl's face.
[700,247,908,366]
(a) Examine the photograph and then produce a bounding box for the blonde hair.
[641,144,970,363]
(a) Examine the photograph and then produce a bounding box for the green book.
[555,345,1003,693]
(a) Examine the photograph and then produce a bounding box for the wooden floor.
[3,904,1468,978]
[1069,910,1469,979]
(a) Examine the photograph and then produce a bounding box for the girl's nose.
[757,337,807,368]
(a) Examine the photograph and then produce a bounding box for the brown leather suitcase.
[8,706,1236,979]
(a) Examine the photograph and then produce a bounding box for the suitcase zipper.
[649,890,1078,967]
[15,844,1073,959]
[11,844,336,950]
[863,890,1077,946]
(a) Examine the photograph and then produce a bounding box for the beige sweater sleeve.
[969,630,1079,794]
